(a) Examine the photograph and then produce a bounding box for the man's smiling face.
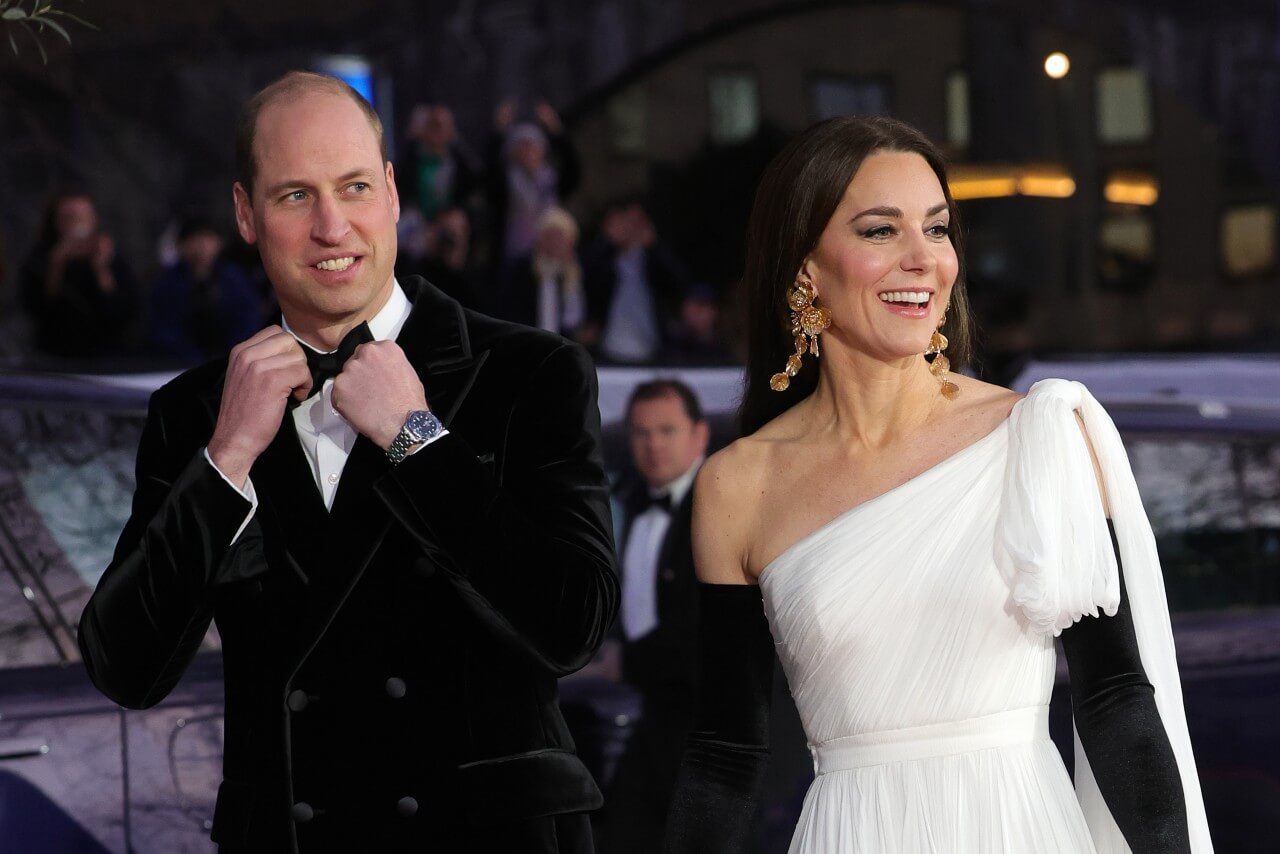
[234,89,400,339]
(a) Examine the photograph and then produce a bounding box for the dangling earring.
[770,278,830,392]
[925,309,959,400]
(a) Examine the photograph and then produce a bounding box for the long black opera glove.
[663,583,775,854]
[1059,520,1191,853]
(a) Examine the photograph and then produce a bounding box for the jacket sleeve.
[1060,521,1192,853]
[665,583,774,853]
[373,341,619,676]
[78,387,253,709]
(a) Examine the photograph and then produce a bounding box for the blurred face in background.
[234,89,400,339]
[511,137,545,173]
[628,392,709,491]
[431,207,470,267]
[534,222,576,264]
[55,196,98,242]
[681,295,719,341]
[410,105,455,154]
[422,107,455,153]
[179,230,224,278]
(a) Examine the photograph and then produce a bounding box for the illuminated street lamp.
[1044,52,1071,79]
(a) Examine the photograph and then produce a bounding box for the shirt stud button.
[327,473,339,485]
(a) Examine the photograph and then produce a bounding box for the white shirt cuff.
[404,428,450,458]
[203,447,259,544]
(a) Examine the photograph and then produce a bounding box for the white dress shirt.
[620,458,701,641]
[207,280,446,540]
[534,257,586,335]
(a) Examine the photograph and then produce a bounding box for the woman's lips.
[878,290,932,318]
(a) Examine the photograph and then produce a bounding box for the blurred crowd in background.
[4,97,732,372]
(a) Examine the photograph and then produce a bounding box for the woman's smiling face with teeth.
[802,150,958,363]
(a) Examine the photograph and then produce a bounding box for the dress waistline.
[810,705,1050,774]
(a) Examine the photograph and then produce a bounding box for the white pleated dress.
[759,380,1213,853]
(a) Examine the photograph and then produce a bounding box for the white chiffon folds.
[759,379,1212,853]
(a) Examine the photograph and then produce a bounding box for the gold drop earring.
[925,309,959,400]
[770,277,830,392]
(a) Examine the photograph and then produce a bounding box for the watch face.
[406,410,441,441]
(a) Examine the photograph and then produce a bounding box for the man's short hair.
[235,71,387,196]
[625,379,705,425]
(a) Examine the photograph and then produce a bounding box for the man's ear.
[694,419,711,456]
[232,182,258,245]
[385,161,401,223]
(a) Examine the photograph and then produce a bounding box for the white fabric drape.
[998,379,1213,853]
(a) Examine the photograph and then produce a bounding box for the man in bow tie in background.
[78,71,618,854]
[598,379,708,854]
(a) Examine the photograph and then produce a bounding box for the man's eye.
[350,182,370,193]
[284,191,307,202]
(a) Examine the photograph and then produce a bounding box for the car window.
[1126,432,1280,611]
[0,404,222,670]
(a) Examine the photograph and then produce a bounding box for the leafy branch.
[1,0,95,63]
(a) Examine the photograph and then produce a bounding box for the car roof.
[1009,355,1280,433]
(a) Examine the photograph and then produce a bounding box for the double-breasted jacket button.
[396,796,419,818]
[286,690,310,712]
[291,802,315,823]
[385,677,407,699]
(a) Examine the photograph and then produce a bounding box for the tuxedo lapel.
[396,276,489,428]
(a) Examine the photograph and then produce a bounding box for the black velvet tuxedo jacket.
[78,277,620,853]
[617,482,698,698]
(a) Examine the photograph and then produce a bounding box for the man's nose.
[311,195,352,246]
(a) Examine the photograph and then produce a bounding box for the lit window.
[708,70,760,145]
[1098,206,1155,292]
[1096,68,1152,143]
[809,75,888,122]
[946,71,969,148]
[1222,204,1278,278]
[607,86,648,156]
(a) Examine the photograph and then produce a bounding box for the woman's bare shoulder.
[952,374,1023,406]
[947,375,1024,424]
[697,434,771,508]
[692,434,777,584]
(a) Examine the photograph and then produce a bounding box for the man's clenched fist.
[332,340,430,450]
[207,326,311,487]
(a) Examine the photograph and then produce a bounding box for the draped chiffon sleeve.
[995,378,1213,853]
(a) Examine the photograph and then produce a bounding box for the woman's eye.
[862,225,895,239]
[928,224,951,237]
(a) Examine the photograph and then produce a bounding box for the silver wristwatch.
[386,410,443,465]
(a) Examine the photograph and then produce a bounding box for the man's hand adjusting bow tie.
[331,336,432,452]
[293,322,375,406]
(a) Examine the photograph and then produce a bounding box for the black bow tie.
[301,322,374,399]
[638,491,673,515]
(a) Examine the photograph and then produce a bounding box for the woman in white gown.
[664,117,1213,853]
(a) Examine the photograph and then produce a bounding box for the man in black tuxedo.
[77,72,618,854]
[599,379,709,853]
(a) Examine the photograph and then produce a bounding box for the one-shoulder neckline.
[757,413,1012,584]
